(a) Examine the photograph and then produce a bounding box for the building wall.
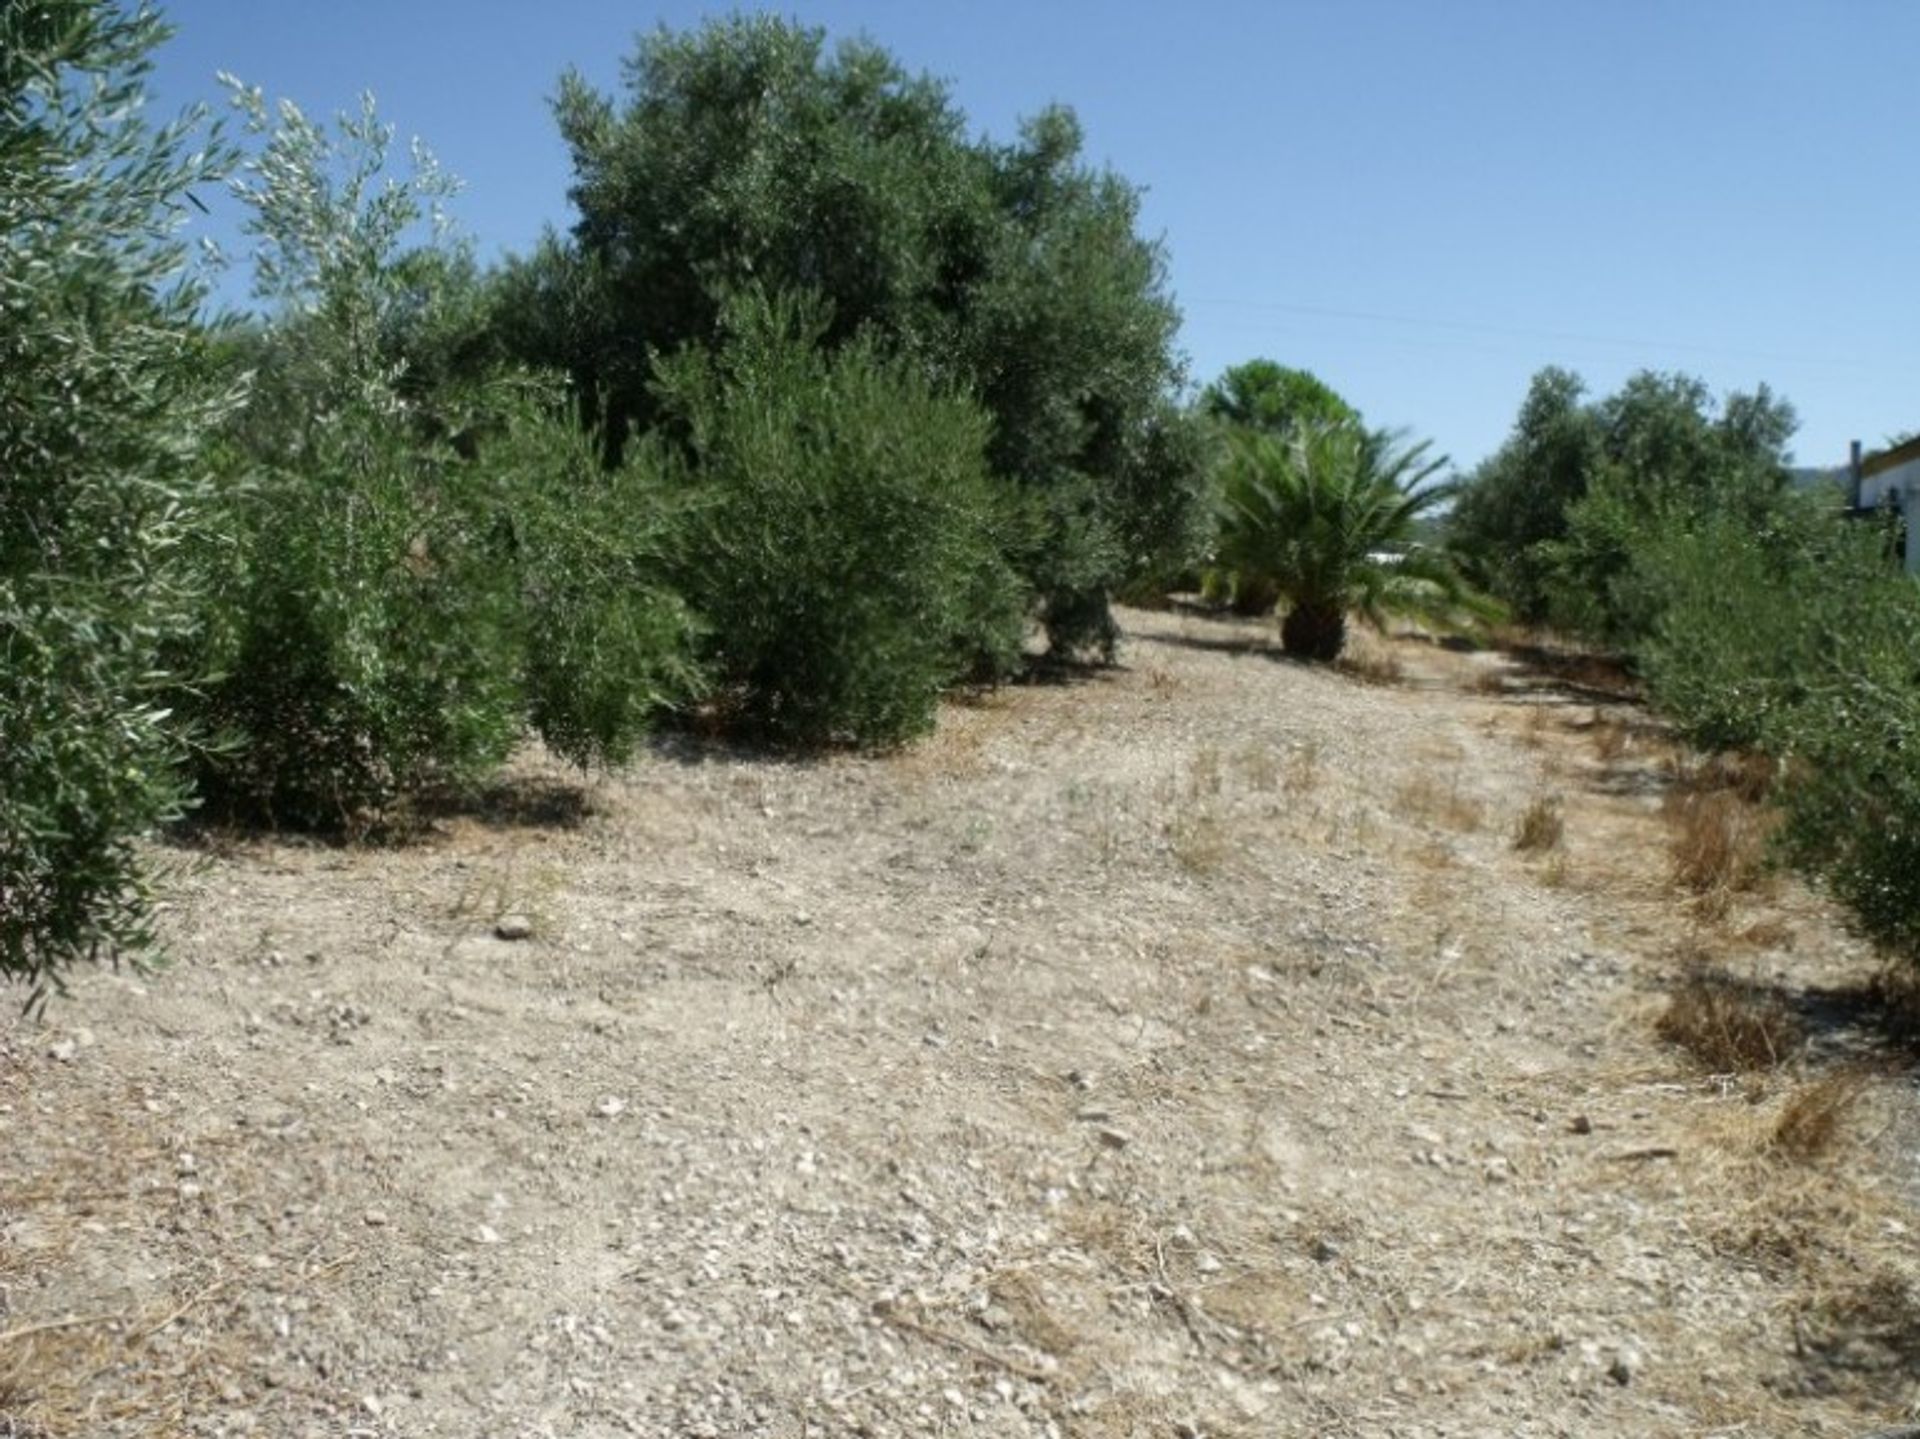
[1857,455,1920,573]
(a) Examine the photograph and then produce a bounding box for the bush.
[1770,585,1920,961]
[1634,489,1920,963]
[190,394,527,829]
[189,86,702,827]
[531,17,1199,657]
[488,388,704,769]
[657,291,1028,746]
[1,2,235,997]
[1451,368,1796,638]
[1635,501,1883,752]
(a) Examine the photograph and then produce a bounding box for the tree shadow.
[1664,963,1920,1070]
[415,774,597,832]
[1491,640,1642,705]
[643,725,831,771]
[1132,628,1273,659]
[1014,655,1125,689]
[1776,1270,1920,1411]
[168,772,600,851]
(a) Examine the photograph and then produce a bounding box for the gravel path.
[3,606,1914,1438]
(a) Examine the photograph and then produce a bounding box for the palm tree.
[1215,421,1486,661]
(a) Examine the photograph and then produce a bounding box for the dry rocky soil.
[3,606,1918,1439]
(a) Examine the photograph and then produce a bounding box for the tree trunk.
[1280,601,1347,661]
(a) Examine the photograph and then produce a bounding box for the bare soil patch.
[3,607,1916,1437]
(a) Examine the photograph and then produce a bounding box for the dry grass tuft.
[1335,645,1404,687]
[1767,1070,1866,1163]
[1665,787,1778,913]
[1664,747,1779,802]
[1397,774,1485,833]
[1470,667,1510,697]
[1511,794,1564,852]
[1589,711,1630,762]
[1516,704,1552,749]
[1235,743,1280,792]
[1655,974,1804,1071]
[1167,809,1232,874]
[1736,917,1796,952]
[1283,741,1322,797]
[1142,664,1180,700]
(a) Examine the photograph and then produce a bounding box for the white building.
[1853,436,1920,574]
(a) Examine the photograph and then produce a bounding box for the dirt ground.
[3,605,1917,1439]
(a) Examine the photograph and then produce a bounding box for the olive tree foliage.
[215,76,499,454]
[1541,373,1795,646]
[655,290,1026,746]
[1448,367,1796,640]
[1445,367,1598,622]
[191,82,698,827]
[1,0,237,997]
[524,16,1201,658]
[1630,489,1920,968]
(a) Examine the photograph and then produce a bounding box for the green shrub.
[1767,566,1920,961]
[657,291,1027,746]
[188,86,702,825]
[1,1,236,998]
[1451,368,1795,638]
[529,17,1200,658]
[487,388,705,768]
[1634,492,1920,964]
[191,395,527,829]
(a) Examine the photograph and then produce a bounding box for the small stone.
[1310,1236,1342,1263]
[1608,1348,1638,1385]
[48,1039,77,1063]
[593,1096,627,1119]
[1075,1106,1112,1123]
[477,1225,502,1245]
[1096,1127,1132,1151]
[363,1209,390,1227]
[1570,1114,1593,1135]
[494,914,534,942]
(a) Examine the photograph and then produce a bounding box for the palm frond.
[1213,419,1495,653]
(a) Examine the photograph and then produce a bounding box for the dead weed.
[1396,774,1486,833]
[1767,1070,1868,1164]
[1656,973,1804,1071]
[1511,794,1565,852]
[1665,788,1778,914]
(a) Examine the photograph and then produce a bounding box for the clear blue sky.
[148,1,1920,474]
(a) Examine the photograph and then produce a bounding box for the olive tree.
[526,16,1200,658]
[1,0,236,998]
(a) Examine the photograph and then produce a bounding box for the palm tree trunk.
[1280,601,1347,661]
